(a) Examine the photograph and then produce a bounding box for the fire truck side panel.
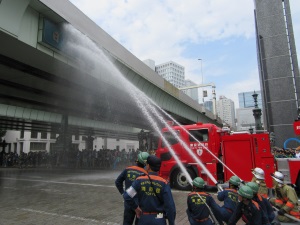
[222,134,254,183]
[287,159,300,185]
[251,133,275,187]
[259,157,276,187]
[205,163,218,185]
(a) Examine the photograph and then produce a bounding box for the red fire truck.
[154,122,300,191]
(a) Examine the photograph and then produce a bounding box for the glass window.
[189,129,209,142]
[50,132,57,139]
[41,132,47,139]
[20,130,24,139]
[30,142,46,151]
[161,130,180,148]
[31,131,38,139]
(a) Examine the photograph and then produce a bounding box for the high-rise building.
[236,91,264,131]
[254,0,300,147]
[182,79,199,103]
[216,96,236,130]
[238,91,262,109]
[155,61,185,88]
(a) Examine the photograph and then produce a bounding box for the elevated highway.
[0,0,221,140]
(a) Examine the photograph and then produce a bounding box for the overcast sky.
[69,0,300,108]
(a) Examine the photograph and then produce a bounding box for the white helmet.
[252,167,265,179]
[271,171,284,184]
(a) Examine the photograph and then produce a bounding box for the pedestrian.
[115,152,149,225]
[295,146,300,158]
[269,171,300,222]
[251,167,268,198]
[246,182,275,224]
[227,185,270,225]
[186,177,222,225]
[123,155,176,225]
[210,175,241,224]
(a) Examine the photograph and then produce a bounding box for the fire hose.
[196,192,220,225]
[272,206,300,223]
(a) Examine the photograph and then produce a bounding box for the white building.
[216,96,236,130]
[182,79,199,103]
[2,130,138,154]
[142,59,155,71]
[155,61,185,88]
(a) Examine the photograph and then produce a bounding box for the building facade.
[2,130,138,154]
[216,96,236,130]
[236,91,264,131]
[255,0,300,147]
[238,91,262,109]
[182,79,199,103]
[155,61,185,88]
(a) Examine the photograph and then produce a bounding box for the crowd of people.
[0,148,140,169]
[272,146,300,158]
[116,153,300,225]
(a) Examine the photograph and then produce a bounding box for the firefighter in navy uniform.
[186,177,222,225]
[115,152,149,225]
[251,167,268,198]
[269,171,300,222]
[123,155,176,225]
[227,185,270,225]
[246,182,275,224]
[210,175,241,224]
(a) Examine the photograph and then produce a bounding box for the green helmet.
[137,152,149,165]
[238,185,253,199]
[229,176,241,186]
[193,177,205,188]
[246,182,259,194]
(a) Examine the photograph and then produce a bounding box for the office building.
[254,0,300,147]
[236,91,264,131]
[238,91,262,109]
[155,61,185,88]
[216,96,236,130]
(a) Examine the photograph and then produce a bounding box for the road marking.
[17,208,102,223]
[2,177,115,188]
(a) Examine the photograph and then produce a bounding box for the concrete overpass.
[0,0,221,141]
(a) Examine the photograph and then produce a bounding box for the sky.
[69,0,300,109]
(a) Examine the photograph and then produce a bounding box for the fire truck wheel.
[171,168,196,191]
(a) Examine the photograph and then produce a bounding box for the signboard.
[42,18,63,50]
[293,120,300,135]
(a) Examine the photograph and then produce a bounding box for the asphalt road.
[0,167,256,225]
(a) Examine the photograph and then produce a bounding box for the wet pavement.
[0,168,245,225]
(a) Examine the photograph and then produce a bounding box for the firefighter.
[227,185,270,225]
[123,155,176,225]
[115,151,149,225]
[269,171,300,222]
[209,175,241,224]
[186,177,222,225]
[246,182,275,223]
[251,167,268,198]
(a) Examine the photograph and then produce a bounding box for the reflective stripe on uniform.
[126,186,137,198]
[286,201,295,209]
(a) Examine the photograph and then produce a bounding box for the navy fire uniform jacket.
[186,191,215,222]
[253,194,275,223]
[115,165,147,194]
[123,172,176,225]
[227,200,270,225]
[217,188,239,212]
